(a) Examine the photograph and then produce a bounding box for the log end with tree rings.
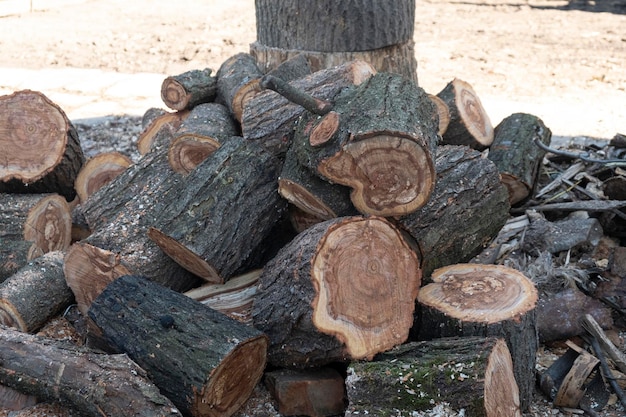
[0,90,69,183]
[311,216,421,360]
[75,152,132,203]
[427,94,450,136]
[318,134,436,217]
[278,178,337,220]
[168,135,220,175]
[161,77,190,111]
[23,194,72,259]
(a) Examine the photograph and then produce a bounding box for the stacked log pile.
[1,50,626,417]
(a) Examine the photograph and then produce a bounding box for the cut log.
[0,193,72,282]
[0,90,85,201]
[167,102,238,174]
[264,53,312,82]
[88,274,268,417]
[294,72,439,217]
[216,52,264,122]
[278,145,356,220]
[395,145,510,277]
[74,151,132,203]
[428,93,451,136]
[252,215,421,368]
[345,336,522,417]
[241,60,376,158]
[416,263,538,412]
[436,78,494,149]
[137,108,189,155]
[489,113,552,205]
[161,67,217,111]
[0,251,73,332]
[148,136,286,283]
[0,385,37,412]
[0,324,181,417]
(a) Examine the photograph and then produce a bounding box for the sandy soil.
[0,0,625,139]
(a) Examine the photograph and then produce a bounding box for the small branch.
[260,74,333,115]
[533,137,626,167]
[588,335,626,409]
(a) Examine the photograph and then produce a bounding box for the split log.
[436,78,494,149]
[0,324,181,417]
[88,274,268,417]
[149,136,286,283]
[168,103,238,174]
[0,90,85,201]
[278,145,356,220]
[294,72,439,217]
[241,60,376,158]
[216,53,264,122]
[0,193,72,282]
[252,216,421,368]
[345,336,522,417]
[74,151,132,203]
[488,113,552,205]
[161,67,217,111]
[137,108,189,155]
[416,263,538,412]
[0,251,73,332]
[395,145,510,278]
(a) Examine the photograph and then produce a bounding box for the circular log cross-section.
[160,68,217,111]
[75,152,132,203]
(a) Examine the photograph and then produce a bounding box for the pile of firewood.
[1,50,625,417]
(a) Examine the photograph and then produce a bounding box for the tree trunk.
[0,90,85,201]
[394,145,510,277]
[0,251,73,332]
[345,336,522,417]
[437,78,494,149]
[252,0,417,82]
[0,193,72,282]
[0,325,181,417]
[167,103,238,175]
[160,67,217,111]
[294,72,439,217]
[88,274,268,417]
[216,53,264,122]
[241,60,376,158]
[489,112,552,205]
[252,216,421,368]
[74,151,132,203]
[416,263,538,412]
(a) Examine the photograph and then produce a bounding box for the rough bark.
[0,325,181,417]
[160,67,217,111]
[489,113,552,205]
[416,263,538,412]
[395,145,510,278]
[345,337,522,417]
[241,60,376,158]
[88,274,268,417]
[0,251,73,332]
[148,136,286,283]
[0,193,72,282]
[216,53,264,122]
[294,72,439,217]
[437,78,494,149]
[252,216,421,368]
[0,90,85,201]
[167,103,238,174]
[74,152,132,203]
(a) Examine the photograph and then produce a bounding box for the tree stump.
[88,274,268,417]
[241,60,376,158]
[161,67,217,111]
[0,193,72,282]
[0,90,85,201]
[148,136,286,283]
[395,145,510,277]
[167,102,238,175]
[252,0,417,82]
[74,152,132,203]
[345,336,521,417]
[294,72,439,217]
[416,263,538,412]
[216,53,264,122]
[0,325,181,417]
[488,112,552,205]
[0,251,74,332]
[436,78,494,149]
[252,216,421,368]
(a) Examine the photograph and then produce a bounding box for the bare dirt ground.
[1,1,626,416]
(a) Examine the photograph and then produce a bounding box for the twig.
[260,74,333,115]
[581,314,626,375]
[588,335,626,409]
[534,138,626,167]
